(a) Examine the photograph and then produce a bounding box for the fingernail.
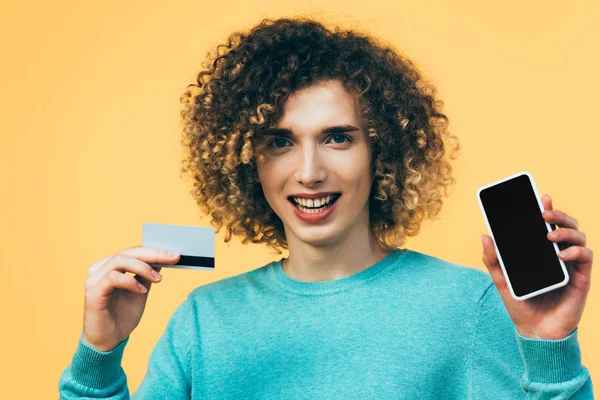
[548,232,558,239]
[166,251,180,257]
[559,249,572,258]
[152,270,162,281]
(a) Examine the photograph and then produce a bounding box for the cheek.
[256,164,283,205]
[256,162,271,187]
[336,151,371,183]
[257,156,293,184]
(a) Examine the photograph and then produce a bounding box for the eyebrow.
[260,124,361,137]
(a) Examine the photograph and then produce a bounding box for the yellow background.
[1,0,598,397]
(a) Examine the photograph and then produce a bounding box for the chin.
[293,227,345,248]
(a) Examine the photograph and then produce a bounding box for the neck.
[282,227,391,282]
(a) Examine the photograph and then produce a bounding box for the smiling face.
[256,79,374,249]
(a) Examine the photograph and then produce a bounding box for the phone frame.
[476,170,570,301]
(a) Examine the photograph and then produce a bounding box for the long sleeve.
[468,282,594,399]
[132,297,193,399]
[58,297,193,399]
[58,335,131,399]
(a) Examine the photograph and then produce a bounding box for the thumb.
[481,234,508,292]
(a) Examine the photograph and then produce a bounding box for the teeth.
[293,195,335,208]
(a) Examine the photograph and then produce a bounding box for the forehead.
[276,80,360,129]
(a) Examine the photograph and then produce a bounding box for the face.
[256,79,374,249]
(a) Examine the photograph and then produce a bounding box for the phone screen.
[478,173,568,299]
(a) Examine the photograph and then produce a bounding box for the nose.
[295,142,327,186]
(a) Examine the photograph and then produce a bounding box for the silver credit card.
[142,222,215,270]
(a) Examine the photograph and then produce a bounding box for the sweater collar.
[268,248,406,295]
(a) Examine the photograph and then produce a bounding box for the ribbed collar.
[267,248,407,295]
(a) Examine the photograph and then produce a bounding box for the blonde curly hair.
[179,17,460,255]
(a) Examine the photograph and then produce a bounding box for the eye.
[267,138,292,149]
[267,134,352,149]
[326,134,352,144]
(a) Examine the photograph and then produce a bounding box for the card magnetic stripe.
[148,254,215,270]
[148,254,215,269]
[174,254,214,268]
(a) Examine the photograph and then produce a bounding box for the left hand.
[481,194,593,340]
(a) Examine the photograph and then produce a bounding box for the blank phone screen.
[479,174,566,297]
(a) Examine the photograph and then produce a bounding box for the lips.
[287,194,341,223]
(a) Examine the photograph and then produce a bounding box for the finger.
[92,270,149,298]
[559,245,593,264]
[87,246,177,275]
[89,247,177,282]
[481,234,508,292]
[134,274,157,293]
[88,253,163,287]
[541,194,553,212]
[542,209,579,230]
[547,228,587,247]
[122,246,181,265]
[134,266,162,289]
[559,246,593,289]
[559,246,594,291]
[87,245,145,275]
[87,254,115,275]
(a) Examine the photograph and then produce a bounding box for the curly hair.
[179,16,460,255]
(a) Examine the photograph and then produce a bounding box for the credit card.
[142,222,215,270]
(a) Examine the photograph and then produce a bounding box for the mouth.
[287,193,342,214]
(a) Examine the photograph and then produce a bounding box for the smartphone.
[476,171,569,301]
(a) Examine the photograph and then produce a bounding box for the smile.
[287,194,341,223]
[289,193,341,213]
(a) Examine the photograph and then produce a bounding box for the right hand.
[82,245,181,352]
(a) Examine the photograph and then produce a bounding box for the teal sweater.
[59,249,594,399]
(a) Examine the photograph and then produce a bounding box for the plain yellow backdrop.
[1,0,598,397]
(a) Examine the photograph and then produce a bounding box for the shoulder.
[392,248,495,305]
[184,260,277,305]
[397,249,492,283]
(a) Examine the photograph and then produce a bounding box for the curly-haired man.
[59,17,594,399]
